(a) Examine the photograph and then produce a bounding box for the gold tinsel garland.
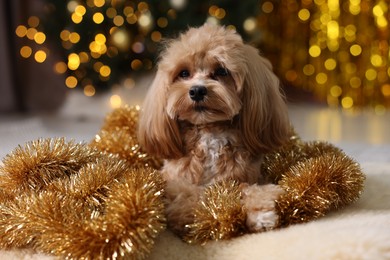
[184,181,246,245]
[0,105,365,255]
[0,106,165,259]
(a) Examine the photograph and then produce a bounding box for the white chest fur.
[162,127,262,186]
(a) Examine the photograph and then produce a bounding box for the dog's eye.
[178,70,190,78]
[214,67,229,77]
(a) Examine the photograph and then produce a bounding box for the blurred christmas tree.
[15,0,259,97]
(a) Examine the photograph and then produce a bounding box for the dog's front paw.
[241,184,284,232]
[246,208,279,232]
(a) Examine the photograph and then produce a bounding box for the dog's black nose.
[189,86,207,101]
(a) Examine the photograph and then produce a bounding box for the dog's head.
[138,24,290,159]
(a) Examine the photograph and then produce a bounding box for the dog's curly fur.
[138,24,291,235]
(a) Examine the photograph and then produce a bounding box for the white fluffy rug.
[0,161,389,259]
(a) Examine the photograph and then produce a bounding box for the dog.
[138,24,291,235]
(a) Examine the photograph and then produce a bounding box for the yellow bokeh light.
[373,5,384,17]
[15,25,27,37]
[126,14,137,24]
[298,9,310,21]
[309,45,321,57]
[75,5,86,16]
[28,16,40,28]
[350,77,361,88]
[138,13,152,28]
[349,0,361,15]
[110,94,122,108]
[324,58,337,70]
[330,85,342,97]
[26,28,37,40]
[111,29,130,50]
[371,54,383,67]
[243,17,256,33]
[34,50,47,63]
[99,65,111,77]
[316,72,328,84]
[69,32,80,43]
[376,16,388,28]
[93,13,104,24]
[123,6,134,16]
[84,85,96,97]
[95,33,106,44]
[65,76,78,88]
[68,53,80,70]
[94,0,105,8]
[113,15,124,26]
[341,96,353,109]
[54,62,67,74]
[20,46,32,58]
[381,84,390,97]
[34,32,46,44]
[327,21,339,39]
[71,13,83,24]
[350,44,362,56]
[60,30,70,41]
[365,69,377,81]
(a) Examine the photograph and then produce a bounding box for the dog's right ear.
[138,69,183,159]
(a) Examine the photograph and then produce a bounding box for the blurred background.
[0,0,390,154]
[2,0,390,113]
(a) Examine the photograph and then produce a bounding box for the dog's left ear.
[239,45,291,154]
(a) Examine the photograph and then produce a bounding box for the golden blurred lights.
[110,94,122,108]
[93,12,104,24]
[258,0,390,110]
[65,76,78,88]
[34,50,47,63]
[68,53,80,70]
[99,65,111,77]
[54,62,67,74]
[20,46,32,58]
[298,9,310,21]
[94,0,105,8]
[84,85,96,96]
[15,25,27,37]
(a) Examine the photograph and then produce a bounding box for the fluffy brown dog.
[138,24,291,235]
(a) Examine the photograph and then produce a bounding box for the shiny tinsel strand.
[91,106,162,169]
[0,137,166,259]
[0,138,101,201]
[262,138,342,184]
[276,151,365,227]
[37,168,166,260]
[184,180,246,245]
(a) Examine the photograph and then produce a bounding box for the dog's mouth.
[194,105,207,112]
